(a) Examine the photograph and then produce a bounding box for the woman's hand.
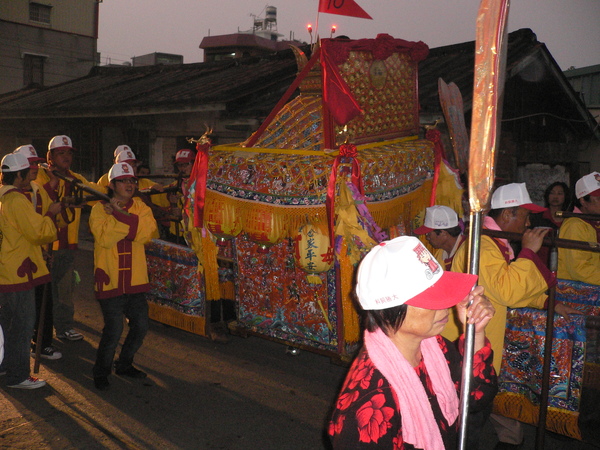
[455,285,495,351]
[457,285,495,333]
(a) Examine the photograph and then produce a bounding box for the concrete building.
[0,0,99,95]
[132,52,184,67]
[199,5,305,63]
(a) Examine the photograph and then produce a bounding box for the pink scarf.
[365,329,459,450]
[483,215,515,260]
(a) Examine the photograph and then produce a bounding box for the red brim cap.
[521,203,547,213]
[405,272,478,310]
[28,157,45,165]
[589,188,600,197]
[413,225,434,235]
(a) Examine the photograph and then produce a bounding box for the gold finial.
[187,124,213,145]
[335,125,350,147]
[423,119,440,131]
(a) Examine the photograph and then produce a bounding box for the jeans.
[93,293,149,378]
[0,290,36,385]
[51,248,75,334]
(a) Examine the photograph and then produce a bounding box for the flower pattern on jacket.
[356,392,395,443]
[329,335,497,449]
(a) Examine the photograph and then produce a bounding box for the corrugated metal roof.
[418,28,544,114]
[0,49,300,118]
[0,29,595,139]
[418,28,597,139]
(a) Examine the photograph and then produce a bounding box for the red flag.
[318,0,372,20]
[321,49,363,125]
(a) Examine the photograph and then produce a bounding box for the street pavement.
[1,235,598,449]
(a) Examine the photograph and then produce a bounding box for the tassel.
[306,274,323,285]
[338,239,360,343]
[201,231,221,301]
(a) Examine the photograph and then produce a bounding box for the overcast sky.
[97,0,600,71]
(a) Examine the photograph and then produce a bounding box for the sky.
[97,0,600,71]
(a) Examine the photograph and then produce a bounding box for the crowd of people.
[1,135,598,447]
[0,136,194,391]
[329,178,598,449]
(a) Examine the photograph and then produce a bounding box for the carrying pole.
[535,242,558,449]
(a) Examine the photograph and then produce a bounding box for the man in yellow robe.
[558,172,600,285]
[445,182,577,448]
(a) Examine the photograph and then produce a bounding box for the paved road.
[1,247,597,449]
[1,248,349,449]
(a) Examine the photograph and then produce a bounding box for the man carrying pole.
[445,183,580,448]
[0,152,61,389]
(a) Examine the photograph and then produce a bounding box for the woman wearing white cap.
[329,236,497,449]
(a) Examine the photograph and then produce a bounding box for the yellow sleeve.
[558,218,600,285]
[132,200,159,244]
[96,173,109,194]
[9,194,57,245]
[89,202,133,249]
[477,236,548,309]
[452,235,548,308]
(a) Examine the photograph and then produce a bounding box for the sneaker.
[7,376,46,389]
[31,346,63,360]
[57,329,83,341]
[115,365,147,379]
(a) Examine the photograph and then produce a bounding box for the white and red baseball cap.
[490,183,545,212]
[1,152,30,173]
[48,135,75,152]
[414,205,459,235]
[175,149,195,164]
[113,145,133,158]
[14,145,45,167]
[108,162,137,182]
[115,149,138,164]
[575,172,600,198]
[356,236,478,311]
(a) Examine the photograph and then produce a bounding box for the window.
[29,3,52,24]
[23,54,45,86]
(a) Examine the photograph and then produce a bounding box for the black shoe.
[115,365,147,379]
[94,376,110,391]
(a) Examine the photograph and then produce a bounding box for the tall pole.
[459,1,510,448]
[535,244,558,449]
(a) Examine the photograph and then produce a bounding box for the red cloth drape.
[189,142,210,228]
